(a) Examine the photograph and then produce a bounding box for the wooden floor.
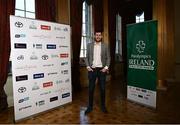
[0,76,180,124]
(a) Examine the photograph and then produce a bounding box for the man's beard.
[95,38,102,42]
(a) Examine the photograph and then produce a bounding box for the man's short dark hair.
[94,30,103,34]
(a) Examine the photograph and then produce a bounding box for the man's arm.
[85,43,93,71]
[85,43,90,67]
[101,44,111,72]
[106,45,111,68]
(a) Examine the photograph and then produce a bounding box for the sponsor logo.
[63,27,68,32]
[131,93,137,97]
[54,87,70,93]
[32,82,40,91]
[16,75,28,81]
[61,70,68,74]
[136,88,141,91]
[33,73,44,79]
[47,44,56,49]
[62,92,70,98]
[30,52,38,60]
[56,80,63,84]
[59,45,68,48]
[17,55,24,60]
[14,43,27,49]
[15,34,26,38]
[56,36,65,39]
[50,96,58,102]
[36,100,45,106]
[65,78,70,83]
[60,53,69,58]
[15,21,23,28]
[54,27,62,31]
[33,44,42,49]
[43,82,53,88]
[48,72,58,76]
[51,54,59,58]
[147,90,153,94]
[18,97,29,103]
[129,86,136,90]
[129,90,137,93]
[141,89,147,93]
[61,62,68,66]
[40,91,51,96]
[144,96,149,100]
[43,64,54,67]
[42,55,48,60]
[32,35,51,39]
[16,65,37,70]
[19,105,32,111]
[30,55,38,60]
[138,95,143,98]
[41,25,51,30]
[29,21,37,29]
[18,87,26,93]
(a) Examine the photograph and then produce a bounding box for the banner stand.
[127,20,157,108]
[10,15,72,121]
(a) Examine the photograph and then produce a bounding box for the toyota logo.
[42,55,48,60]
[15,21,23,28]
[18,87,26,93]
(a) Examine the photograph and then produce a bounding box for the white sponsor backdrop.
[10,16,72,121]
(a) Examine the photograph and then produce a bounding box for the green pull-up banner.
[127,20,157,108]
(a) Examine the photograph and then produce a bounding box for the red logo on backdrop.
[43,82,53,88]
[41,25,51,30]
[60,53,69,58]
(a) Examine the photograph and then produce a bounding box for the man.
[85,31,110,114]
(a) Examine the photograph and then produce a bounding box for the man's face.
[95,32,102,42]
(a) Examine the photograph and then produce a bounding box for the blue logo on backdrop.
[18,97,29,103]
[33,73,44,79]
[47,44,56,49]
[15,34,26,38]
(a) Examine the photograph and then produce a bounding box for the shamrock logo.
[136,40,145,53]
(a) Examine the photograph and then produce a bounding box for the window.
[115,14,123,62]
[136,12,144,23]
[15,0,35,19]
[80,2,93,58]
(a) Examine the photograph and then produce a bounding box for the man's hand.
[101,68,108,73]
[87,67,93,72]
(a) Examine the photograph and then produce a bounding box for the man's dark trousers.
[87,68,106,110]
